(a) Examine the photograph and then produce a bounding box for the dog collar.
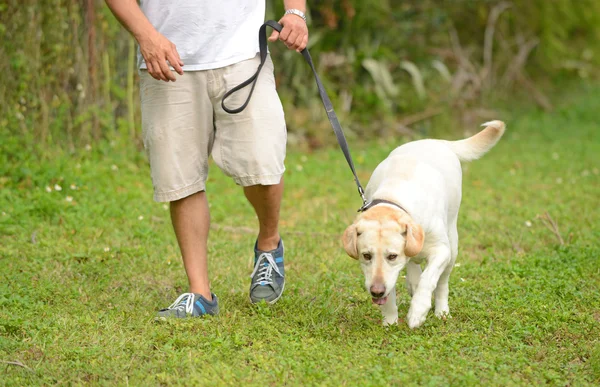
[357,199,409,214]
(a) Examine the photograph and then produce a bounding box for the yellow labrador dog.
[343,121,505,328]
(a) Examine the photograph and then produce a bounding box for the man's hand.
[139,30,184,82]
[268,13,308,52]
[105,0,184,82]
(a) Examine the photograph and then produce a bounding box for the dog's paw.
[407,303,430,329]
[382,315,398,326]
[407,298,431,328]
[435,309,451,321]
[406,312,427,329]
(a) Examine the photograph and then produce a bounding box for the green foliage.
[1,84,600,385]
[0,0,599,147]
[270,0,600,142]
[0,0,136,148]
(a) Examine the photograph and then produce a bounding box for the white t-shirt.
[139,0,264,70]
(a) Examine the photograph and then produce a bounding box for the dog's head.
[342,206,424,305]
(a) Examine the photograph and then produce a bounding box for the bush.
[1,0,598,148]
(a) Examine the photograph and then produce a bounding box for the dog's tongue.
[372,296,388,305]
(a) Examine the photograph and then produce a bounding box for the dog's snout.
[370,284,386,298]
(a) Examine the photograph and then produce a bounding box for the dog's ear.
[404,223,424,257]
[342,224,359,259]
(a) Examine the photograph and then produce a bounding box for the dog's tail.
[445,120,506,162]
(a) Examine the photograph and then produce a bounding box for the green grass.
[1,85,599,386]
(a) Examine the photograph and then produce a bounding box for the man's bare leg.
[243,179,284,251]
[170,191,211,300]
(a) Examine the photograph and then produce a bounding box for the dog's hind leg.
[380,288,398,326]
[434,265,453,318]
[434,224,458,318]
[405,261,422,296]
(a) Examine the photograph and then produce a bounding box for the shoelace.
[166,293,195,315]
[250,252,284,286]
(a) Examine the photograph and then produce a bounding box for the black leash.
[221,20,367,210]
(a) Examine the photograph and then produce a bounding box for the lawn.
[1,84,599,385]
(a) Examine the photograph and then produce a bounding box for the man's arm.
[105,0,183,82]
[268,0,308,52]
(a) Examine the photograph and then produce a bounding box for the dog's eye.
[387,254,398,261]
[362,253,372,261]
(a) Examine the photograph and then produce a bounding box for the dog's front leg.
[380,287,398,326]
[407,246,451,329]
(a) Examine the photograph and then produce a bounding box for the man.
[105,0,308,317]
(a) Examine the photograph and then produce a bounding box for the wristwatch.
[285,8,307,23]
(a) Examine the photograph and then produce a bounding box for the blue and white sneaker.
[249,239,285,304]
[156,292,218,319]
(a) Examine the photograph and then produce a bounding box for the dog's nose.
[370,284,386,298]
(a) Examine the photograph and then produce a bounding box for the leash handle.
[221,20,282,114]
[221,20,367,207]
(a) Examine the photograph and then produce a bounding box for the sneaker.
[249,239,285,304]
[156,292,219,319]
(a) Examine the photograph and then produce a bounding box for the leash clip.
[357,185,368,212]
[357,201,371,213]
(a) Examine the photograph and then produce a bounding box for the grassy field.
[1,84,599,385]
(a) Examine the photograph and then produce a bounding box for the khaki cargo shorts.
[139,54,286,202]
